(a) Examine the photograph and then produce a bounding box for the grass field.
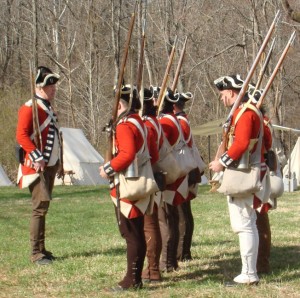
[0,184,300,298]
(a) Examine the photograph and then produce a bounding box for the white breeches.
[227,196,259,276]
[227,196,257,235]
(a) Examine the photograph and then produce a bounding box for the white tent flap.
[0,165,13,186]
[55,128,108,186]
[283,137,300,189]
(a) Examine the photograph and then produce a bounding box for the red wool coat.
[158,113,187,206]
[108,113,151,219]
[177,113,198,201]
[16,99,58,188]
[227,107,261,161]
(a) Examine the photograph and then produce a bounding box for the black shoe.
[34,256,52,265]
[108,282,143,292]
[161,266,179,273]
[180,255,193,262]
[43,251,56,260]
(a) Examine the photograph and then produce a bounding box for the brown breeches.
[29,164,58,261]
[142,205,162,280]
[177,200,194,261]
[256,211,271,273]
[116,207,146,288]
[158,202,179,271]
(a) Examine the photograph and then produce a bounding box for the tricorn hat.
[149,86,161,99]
[118,84,141,110]
[174,92,193,102]
[35,66,60,87]
[243,87,263,103]
[164,88,178,103]
[214,74,244,91]
[143,88,153,101]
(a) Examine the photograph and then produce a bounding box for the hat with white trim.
[214,74,244,91]
[35,66,60,87]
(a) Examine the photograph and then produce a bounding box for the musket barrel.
[157,36,178,113]
[136,18,146,93]
[224,10,280,131]
[112,2,138,123]
[255,37,276,90]
[171,36,188,92]
[257,31,296,108]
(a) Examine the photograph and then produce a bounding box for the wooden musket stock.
[255,37,276,90]
[157,36,178,114]
[171,36,188,92]
[105,2,138,225]
[216,10,280,160]
[106,1,138,163]
[29,63,51,201]
[136,18,146,93]
[257,31,296,109]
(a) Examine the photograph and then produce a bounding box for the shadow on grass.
[56,246,125,260]
[148,244,300,290]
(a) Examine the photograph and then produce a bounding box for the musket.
[56,131,64,180]
[137,16,146,116]
[171,36,188,92]
[106,0,138,162]
[257,31,296,109]
[136,17,146,93]
[29,63,51,201]
[105,2,137,225]
[157,36,178,114]
[216,10,280,159]
[255,37,276,90]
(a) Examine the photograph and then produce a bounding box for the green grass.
[0,185,300,298]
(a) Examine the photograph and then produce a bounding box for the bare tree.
[282,0,300,22]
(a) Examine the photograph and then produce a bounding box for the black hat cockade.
[35,66,60,87]
[214,74,244,91]
[243,87,263,104]
[174,92,193,102]
[118,84,141,110]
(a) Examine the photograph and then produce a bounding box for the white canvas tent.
[55,128,108,186]
[0,165,13,186]
[283,137,300,189]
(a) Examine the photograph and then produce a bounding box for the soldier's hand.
[99,166,109,179]
[33,160,46,173]
[209,160,224,173]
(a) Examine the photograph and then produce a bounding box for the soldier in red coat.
[173,92,197,262]
[16,66,61,265]
[244,88,274,274]
[99,85,154,291]
[209,75,268,285]
[141,87,163,283]
[157,88,188,272]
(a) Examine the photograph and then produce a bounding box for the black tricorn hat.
[35,66,60,87]
[164,88,178,103]
[243,87,263,103]
[118,84,141,110]
[143,88,153,101]
[174,92,193,102]
[214,74,244,91]
[149,86,161,99]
